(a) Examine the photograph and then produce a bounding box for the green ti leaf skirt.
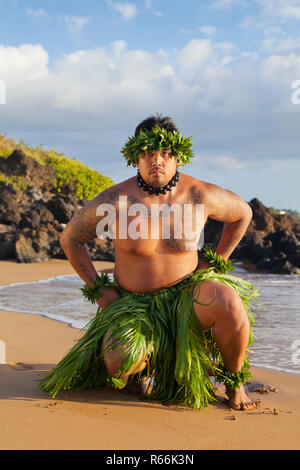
[38,268,260,409]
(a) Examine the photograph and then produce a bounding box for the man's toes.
[242,400,256,411]
[246,400,255,410]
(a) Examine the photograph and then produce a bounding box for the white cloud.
[108,1,138,20]
[279,5,300,20]
[212,0,232,8]
[211,0,246,9]
[198,155,246,170]
[0,39,293,120]
[242,3,300,52]
[0,80,6,104]
[242,0,300,30]
[261,36,300,52]
[112,40,128,58]
[64,15,91,33]
[143,0,162,17]
[177,39,214,70]
[177,39,236,73]
[25,7,47,18]
[198,25,217,37]
[0,44,49,86]
[1,38,300,187]
[260,0,300,22]
[214,156,246,170]
[160,65,174,76]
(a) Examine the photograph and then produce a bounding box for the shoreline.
[0,259,300,450]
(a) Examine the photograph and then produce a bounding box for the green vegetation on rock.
[0,172,29,191]
[0,134,114,201]
[45,153,114,201]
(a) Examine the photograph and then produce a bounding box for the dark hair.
[134,113,178,137]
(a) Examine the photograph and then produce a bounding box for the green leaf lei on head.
[121,124,195,167]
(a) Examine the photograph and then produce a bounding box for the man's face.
[137,149,178,188]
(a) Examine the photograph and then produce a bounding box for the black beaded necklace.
[137,169,180,195]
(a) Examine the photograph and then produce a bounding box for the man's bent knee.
[193,281,247,331]
[102,330,148,378]
[104,353,148,379]
[221,291,249,330]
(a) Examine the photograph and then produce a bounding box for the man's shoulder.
[95,176,136,203]
[180,173,216,197]
[181,172,211,186]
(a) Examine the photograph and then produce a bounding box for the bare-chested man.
[58,115,256,411]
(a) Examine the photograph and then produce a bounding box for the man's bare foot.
[225,384,257,411]
[119,376,149,397]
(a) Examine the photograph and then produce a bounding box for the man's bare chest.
[96,191,206,253]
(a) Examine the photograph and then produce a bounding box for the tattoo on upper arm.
[190,186,202,205]
[63,187,119,244]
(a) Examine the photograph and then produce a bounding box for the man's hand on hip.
[96,286,121,309]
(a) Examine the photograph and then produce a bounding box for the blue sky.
[1,0,300,210]
[0,1,258,51]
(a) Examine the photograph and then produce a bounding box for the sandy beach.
[0,259,299,450]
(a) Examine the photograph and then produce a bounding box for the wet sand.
[0,259,299,450]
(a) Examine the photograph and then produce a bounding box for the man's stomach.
[113,248,199,293]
